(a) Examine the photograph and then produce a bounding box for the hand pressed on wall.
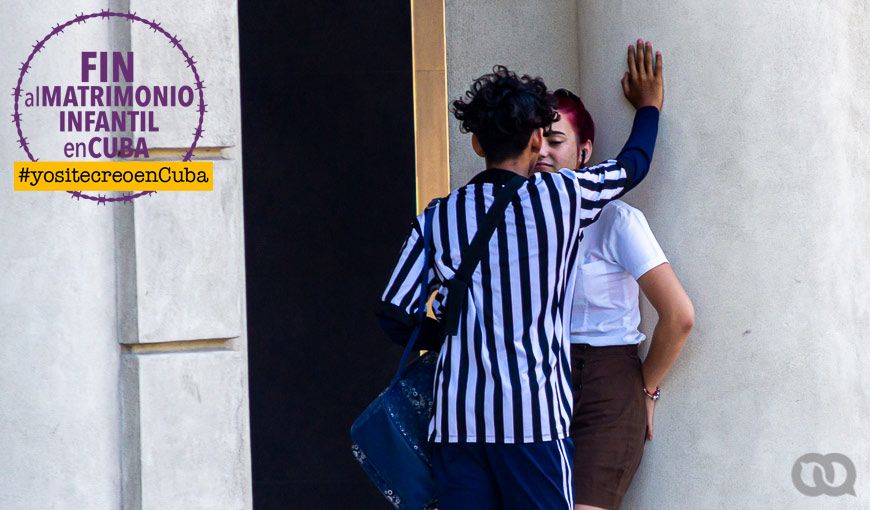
[622,38,664,111]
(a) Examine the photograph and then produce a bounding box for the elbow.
[377,314,412,347]
[675,302,695,336]
[661,301,694,337]
[616,157,648,191]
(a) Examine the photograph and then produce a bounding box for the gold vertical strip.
[411,0,451,214]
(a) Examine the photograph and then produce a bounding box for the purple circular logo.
[12,10,206,203]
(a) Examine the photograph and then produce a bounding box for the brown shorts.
[570,343,647,509]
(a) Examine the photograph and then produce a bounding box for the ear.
[471,134,485,157]
[529,128,544,154]
[579,139,593,160]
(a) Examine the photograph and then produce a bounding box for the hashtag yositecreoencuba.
[13,161,213,191]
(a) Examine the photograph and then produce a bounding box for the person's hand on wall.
[622,39,664,111]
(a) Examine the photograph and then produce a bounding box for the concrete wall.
[446,0,581,186]
[0,1,251,508]
[1,2,121,508]
[576,1,870,508]
[446,0,870,507]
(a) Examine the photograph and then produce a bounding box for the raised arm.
[614,105,659,191]
[569,39,664,226]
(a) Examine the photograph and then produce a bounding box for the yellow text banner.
[13,161,214,191]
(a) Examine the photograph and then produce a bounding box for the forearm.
[377,314,444,351]
[641,314,691,390]
[616,106,659,189]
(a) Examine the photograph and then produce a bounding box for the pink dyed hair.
[553,89,595,152]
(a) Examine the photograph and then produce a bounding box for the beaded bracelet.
[643,386,661,401]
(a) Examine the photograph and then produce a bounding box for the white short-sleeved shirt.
[570,200,667,346]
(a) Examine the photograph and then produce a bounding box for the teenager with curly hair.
[377,40,665,509]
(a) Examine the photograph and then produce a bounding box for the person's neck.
[485,158,532,178]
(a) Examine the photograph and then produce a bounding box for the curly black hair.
[452,65,558,163]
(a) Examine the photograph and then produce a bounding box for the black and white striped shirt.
[377,107,659,444]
